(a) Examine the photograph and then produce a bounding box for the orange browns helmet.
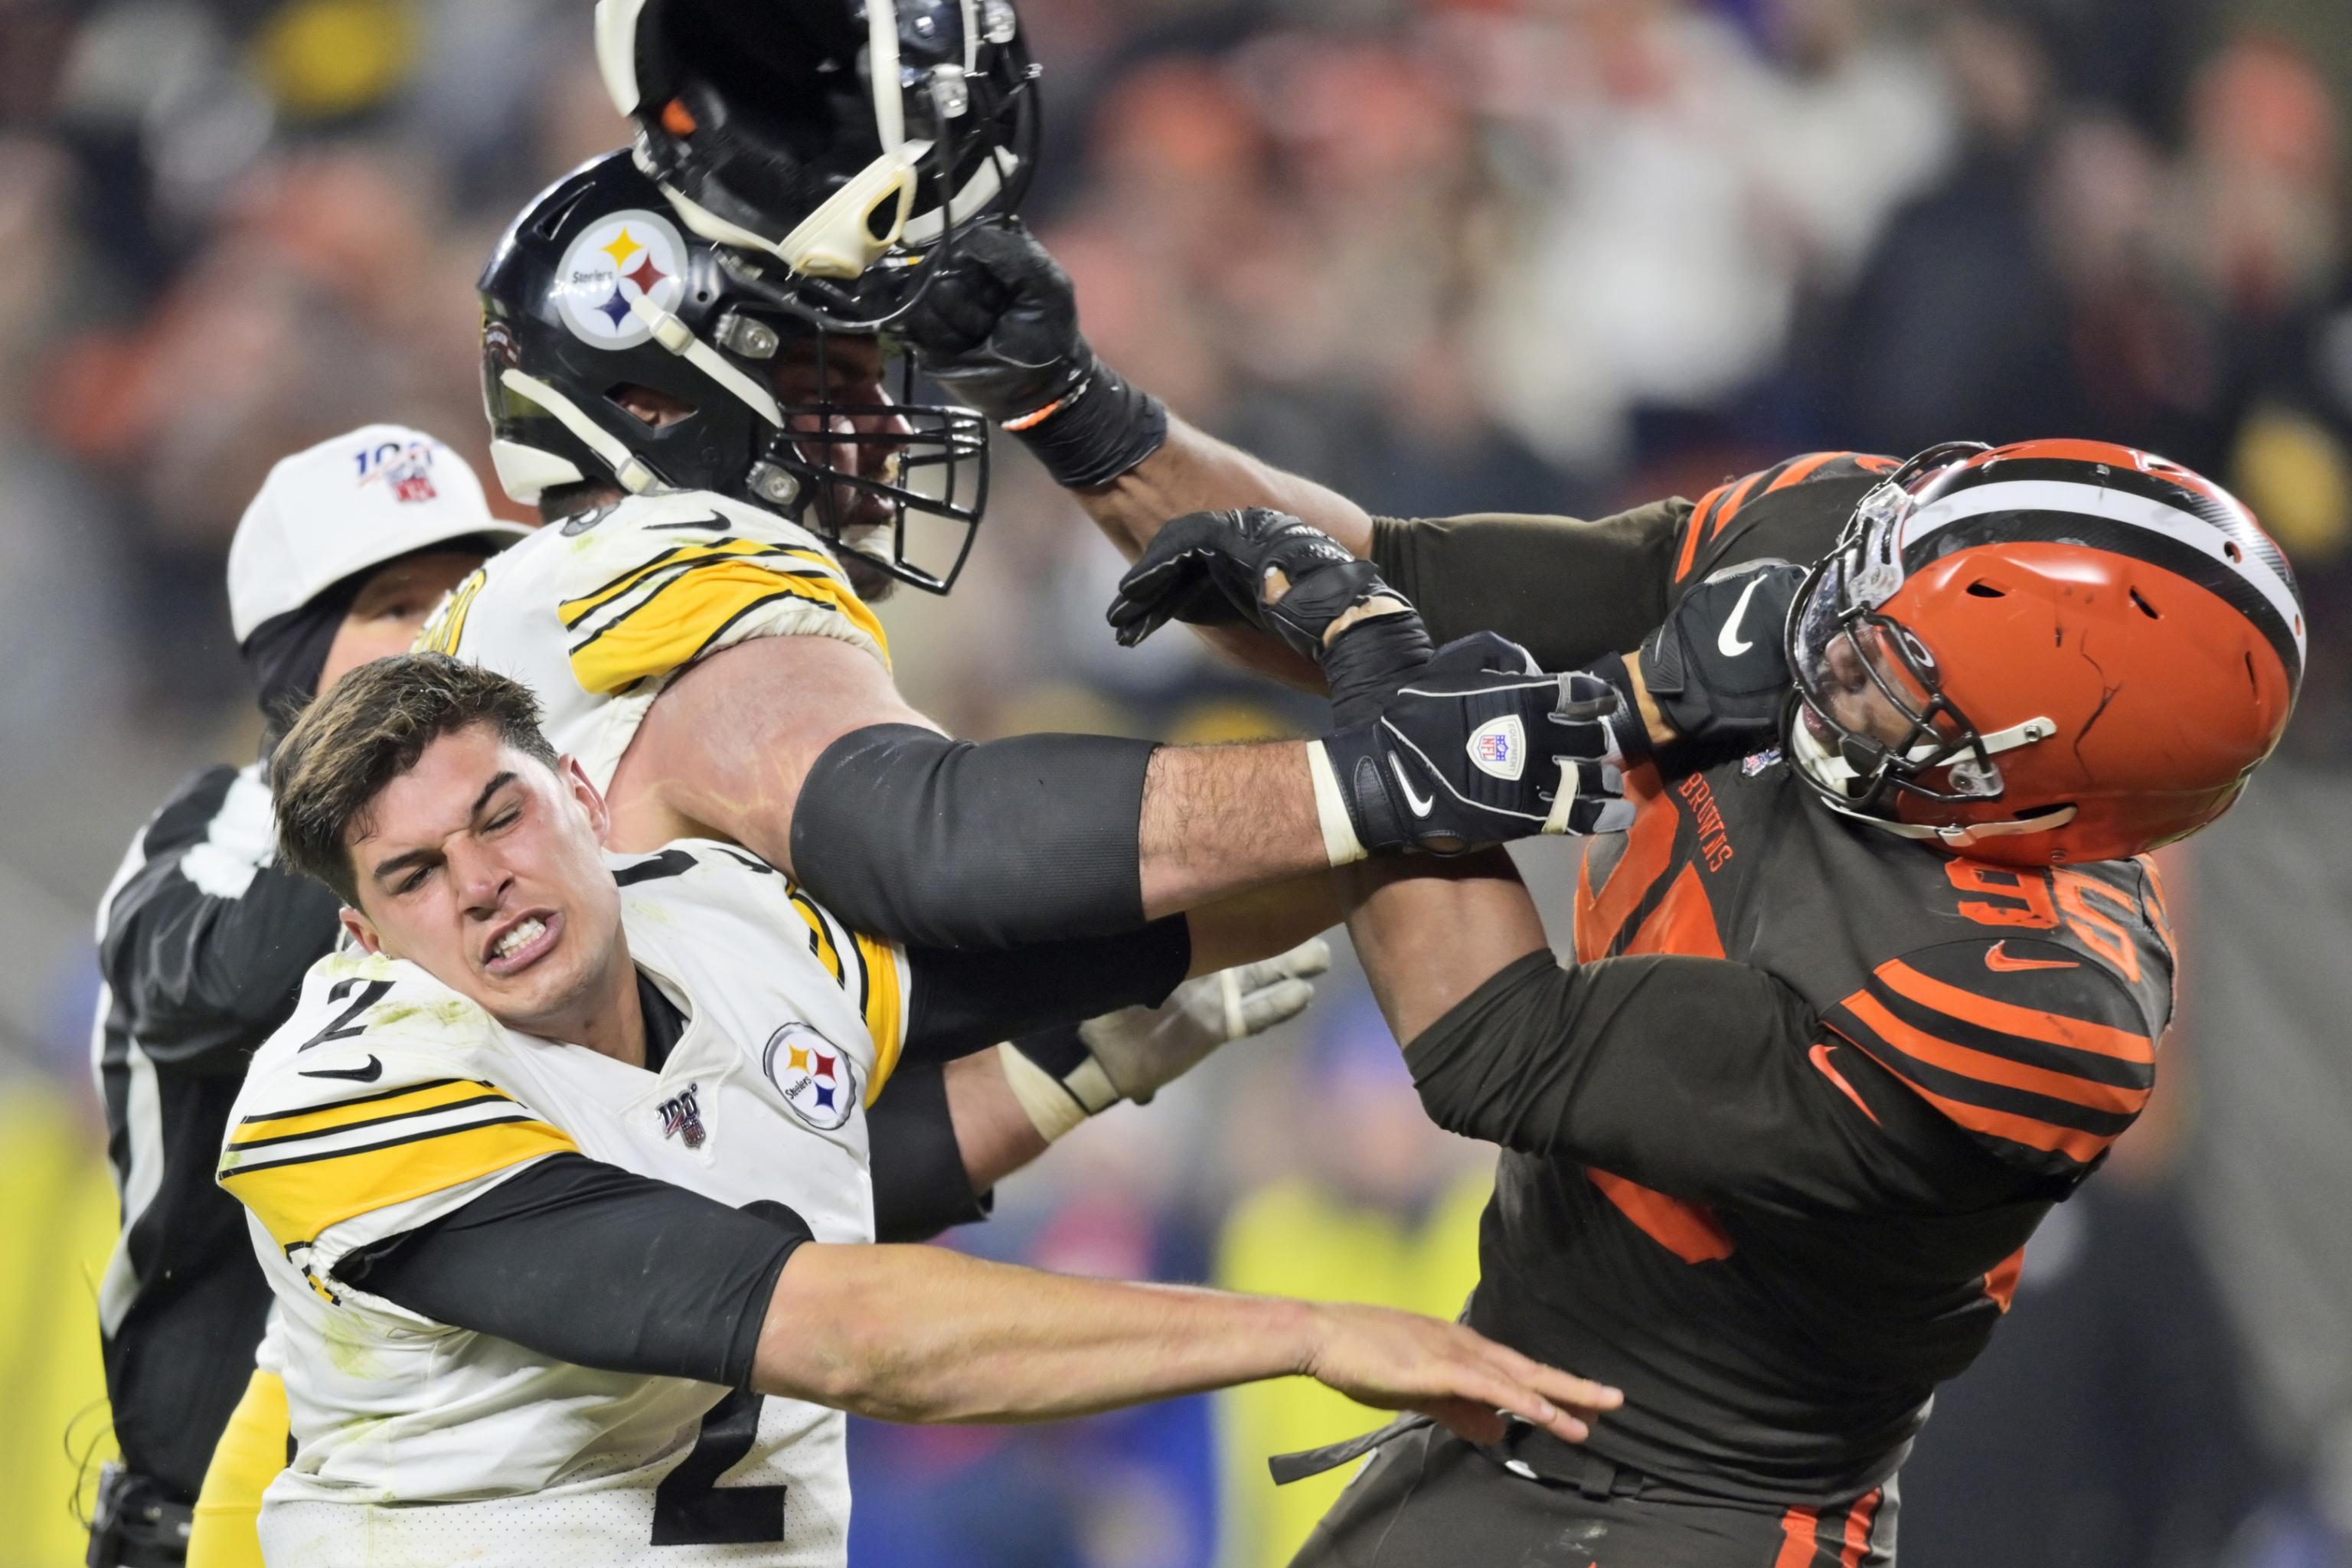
[1785,438,2304,865]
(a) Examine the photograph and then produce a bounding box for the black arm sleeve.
[1405,951,2035,1216]
[333,1154,809,1388]
[1367,499,1691,669]
[867,1061,992,1241]
[900,916,1189,1065]
[791,725,1159,949]
[100,766,342,1073]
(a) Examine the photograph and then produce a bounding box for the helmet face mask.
[479,151,990,593]
[1780,439,2304,863]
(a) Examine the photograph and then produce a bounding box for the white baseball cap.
[227,424,531,642]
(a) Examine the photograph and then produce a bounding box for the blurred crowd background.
[3,0,2351,1563]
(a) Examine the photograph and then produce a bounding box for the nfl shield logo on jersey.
[1467,715,1527,782]
[763,1022,859,1131]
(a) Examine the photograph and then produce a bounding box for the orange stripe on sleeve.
[1831,1024,2116,1162]
[1710,467,1768,534]
[1873,961,2155,1065]
[1674,486,1727,581]
[1764,450,1842,494]
[1840,992,2150,1117]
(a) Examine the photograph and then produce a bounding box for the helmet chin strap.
[1789,714,2076,849]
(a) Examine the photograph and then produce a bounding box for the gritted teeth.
[495,916,547,960]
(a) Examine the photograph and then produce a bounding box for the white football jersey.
[218,843,912,1566]
[418,491,890,790]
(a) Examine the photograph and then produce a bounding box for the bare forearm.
[1182,874,1341,975]
[1139,743,1331,920]
[942,1051,1050,1193]
[755,1243,1315,1423]
[1338,852,1550,1044]
[1082,417,1371,688]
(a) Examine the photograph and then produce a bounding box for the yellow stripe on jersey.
[415,566,489,655]
[567,557,890,695]
[787,889,847,983]
[557,540,761,628]
[853,933,906,1104]
[220,1116,577,1249]
[227,1078,511,1148]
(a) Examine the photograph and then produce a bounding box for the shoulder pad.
[221,952,574,1250]
[551,492,889,694]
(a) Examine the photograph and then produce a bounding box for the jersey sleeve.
[1670,450,1897,593]
[1818,936,2158,1180]
[550,499,890,696]
[1405,950,2043,1217]
[1366,498,1689,669]
[217,967,577,1275]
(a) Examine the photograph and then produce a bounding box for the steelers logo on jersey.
[554,208,688,351]
[763,1022,861,1132]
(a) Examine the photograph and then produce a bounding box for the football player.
[87,426,526,1568]
[220,652,1620,1564]
[1106,442,2302,1566]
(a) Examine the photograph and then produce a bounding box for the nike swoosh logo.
[300,1056,384,1083]
[1389,755,1436,818]
[1984,942,2079,973]
[1716,575,1764,658]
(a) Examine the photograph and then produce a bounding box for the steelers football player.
[217,652,1616,1565]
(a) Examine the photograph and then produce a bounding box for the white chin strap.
[1790,714,2077,849]
[498,369,665,500]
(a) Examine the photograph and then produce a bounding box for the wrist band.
[995,1040,1118,1142]
[1305,740,1369,867]
[1010,354,1170,489]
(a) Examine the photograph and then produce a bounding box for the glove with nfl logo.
[997,939,1333,1142]
[1308,634,1639,861]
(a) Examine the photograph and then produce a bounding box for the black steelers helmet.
[478,149,988,593]
[594,0,1039,328]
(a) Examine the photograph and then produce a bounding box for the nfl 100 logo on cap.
[762,1022,861,1132]
[354,436,443,504]
[555,209,690,350]
[1468,715,1527,782]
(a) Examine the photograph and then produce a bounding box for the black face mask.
[242,574,364,740]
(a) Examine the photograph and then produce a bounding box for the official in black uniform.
[1109,440,2302,1566]
[87,426,528,1565]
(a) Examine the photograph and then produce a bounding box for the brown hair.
[271,652,560,905]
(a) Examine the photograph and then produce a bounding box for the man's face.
[1798,622,1944,756]
[612,334,913,599]
[318,550,486,693]
[339,725,626,1040]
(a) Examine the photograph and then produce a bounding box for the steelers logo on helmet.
[554,209,689,351]
[762,1021,861,1132]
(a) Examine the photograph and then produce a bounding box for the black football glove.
[1111,508,1435,721]
[1312,634,1638,858]
[1596,560,1805,756]
[899,218,1166,488]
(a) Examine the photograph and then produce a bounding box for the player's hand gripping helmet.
[1785,439,2304,864]
[479,149,987,593]
[594,0,1038,328]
